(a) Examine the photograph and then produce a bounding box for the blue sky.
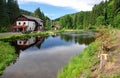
[18,0,104,19]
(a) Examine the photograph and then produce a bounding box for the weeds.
[0,41,16,75]
[58,27,119,78]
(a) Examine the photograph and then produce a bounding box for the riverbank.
[0,30,69,41]
[58,28,120,78]
[0,41,16,75]
[0,30,83,75]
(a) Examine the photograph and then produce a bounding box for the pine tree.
[104,0,108,25]
[34,8,42,18]
[34,8,47,26]
[72,14,77,29]
[7,0,20,23]
[113,0,120,15]
[0,0,10,32]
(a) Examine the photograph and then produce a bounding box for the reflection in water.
[60,32,95,45]
[13,36,45,51]
[1,32,95,78]
[11,36,45,62]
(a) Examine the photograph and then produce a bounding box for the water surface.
[0,32,95,78]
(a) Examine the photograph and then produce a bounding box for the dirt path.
[0,32,21,37]
[101,30,120,76]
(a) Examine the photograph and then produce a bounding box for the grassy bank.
[0,30,65,41]
[0,30,64,75]
[58,28,120,78]
[0,29,85,41]
[0,41,16,75]
[58,40,100,78]
[0,29,83,75]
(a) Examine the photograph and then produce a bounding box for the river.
[0,31,95,78]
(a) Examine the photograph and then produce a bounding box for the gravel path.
[0,32,21,37]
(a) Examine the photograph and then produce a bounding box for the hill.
[20,9,33,16]
[54,0,120,29]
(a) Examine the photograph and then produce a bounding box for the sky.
[18,0,104,19]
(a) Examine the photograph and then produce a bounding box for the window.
[23,22,26,25]
[19,41,22,44]
[19,22,21,25]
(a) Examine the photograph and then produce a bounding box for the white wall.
[16,21,35,31]
[40,22,43,26]
[26,21,35,31]
[16,21,28,26]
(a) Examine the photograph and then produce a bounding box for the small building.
[9,14,44,32]
[52,25,61,30]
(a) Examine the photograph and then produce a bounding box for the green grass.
[58,41,101,78]
[57,27,120,78]
[0,41,16,75]
[0,29,85,42]
[0,30,65,41]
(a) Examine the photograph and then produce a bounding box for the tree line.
[0,0,50,32]
[0,0,20,32]
[54,0,120,29]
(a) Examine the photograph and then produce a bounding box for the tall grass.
[58,27,118,78]
[0,41,16,75]
[58,41,100,78]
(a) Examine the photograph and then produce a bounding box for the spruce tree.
[34,8,42,18]
[113,0,120,15]
[7,0,20,23]
[0,0,10,32]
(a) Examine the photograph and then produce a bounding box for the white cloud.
[18,0,103,11]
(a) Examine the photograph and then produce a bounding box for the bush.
[113,12,120,28]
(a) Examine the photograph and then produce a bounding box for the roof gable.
[20,14,43,25]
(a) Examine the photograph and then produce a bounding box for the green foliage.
[83,11,91,30]
[58,41,100,78]
[0,0,10,32]
[34,8,42,18]
[0,41,16,75]
[7,0,20,23]
[33,7,50,28]
[113,12,120,28]
[54,0,120,29]
[96,16,105,25]
[60,15,73,29]
[20,9,33,16]
[0,0,20,32]
[0,30,65,41]
[113,0,120,15]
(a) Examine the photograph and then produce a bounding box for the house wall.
[27,21,35,31]
[10,15,44,32]
[16,21,36,31]
[16,21,29,26]
[40,22,43,26]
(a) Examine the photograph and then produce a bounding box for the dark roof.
[21,14,43,25]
